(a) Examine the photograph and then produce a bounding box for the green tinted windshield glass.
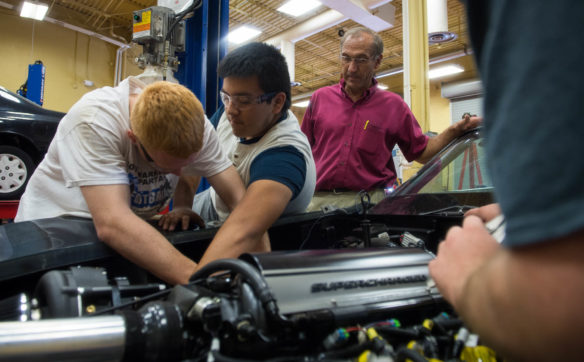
[417,137,493,194]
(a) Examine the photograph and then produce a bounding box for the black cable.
[190,259,292,328]
[90,275,211,316]
[432,317,463,335]
[298,213,328,250]
[358,190,371,216]
[374,326,421,340]
[165,0,203,41]
[298,208,350,250]
[320,339,383,360]
[395,347,428,362]
[90,287,172,316]
[418,204,476,216]
[162,0,202,80]
[212,351,329,362]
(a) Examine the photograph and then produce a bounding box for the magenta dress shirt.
[301,79,428,191]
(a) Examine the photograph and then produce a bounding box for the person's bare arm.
[416,116,482,164]
[159,166,243,231]
[196,179,291,268]
[81,184,197,285]
[174,174,201,208]
[206,166,246,211]
[429,217,584,361]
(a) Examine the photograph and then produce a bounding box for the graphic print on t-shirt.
[127,162,175,217]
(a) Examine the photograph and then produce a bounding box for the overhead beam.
[265,0,392,46]
[319,0,395,32]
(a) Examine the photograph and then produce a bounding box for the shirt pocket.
[356,123,384,155]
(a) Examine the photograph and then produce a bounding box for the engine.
[0,248,498,361]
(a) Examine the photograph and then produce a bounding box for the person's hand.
[465,203,501,222]
[428,215,500,309]
[454,114,482,135]
[158,207,205,231]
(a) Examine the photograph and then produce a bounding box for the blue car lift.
[176,0,229,118]
[175,0,229,192]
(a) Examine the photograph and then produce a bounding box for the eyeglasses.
[340,55,374,65]
[220,90,277,109]
[138,141,168,173]
[138,141,155,163]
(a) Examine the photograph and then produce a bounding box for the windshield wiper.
[418,205,477,216]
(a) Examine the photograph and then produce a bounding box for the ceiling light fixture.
[375,67,403,79]
[20,1,48,21]
[277,0,321,17]
[293,100,310,108]
[427,0,457,44]
[377,84,388,90]
[227,26,261,44]
[428,64,464,79]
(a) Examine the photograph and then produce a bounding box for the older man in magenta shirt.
[301,27,479,211]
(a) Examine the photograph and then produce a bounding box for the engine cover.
[241,248,442,319]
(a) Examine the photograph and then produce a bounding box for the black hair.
[218,42,291,117]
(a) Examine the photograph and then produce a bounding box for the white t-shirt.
[15,77,231,221]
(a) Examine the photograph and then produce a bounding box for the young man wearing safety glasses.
[166,42,316,264]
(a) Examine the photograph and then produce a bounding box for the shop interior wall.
[0,12,143,113]
[1,10,474,134]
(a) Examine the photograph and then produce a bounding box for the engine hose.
[375,325,421,340]
[211,350,316,362]
[321,339,384,360]
[190,259,292,327]
[395,346,428,362]
[433,318,463,333]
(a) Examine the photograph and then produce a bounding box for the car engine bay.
[0,205,500,361]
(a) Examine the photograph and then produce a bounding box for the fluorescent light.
[428,64,464,79]
[227,26,261,44]
[20,1,48,21]
[278,0,321,17]
[375,67,403,79]
[377,84,388,90]
[293,100,310,108]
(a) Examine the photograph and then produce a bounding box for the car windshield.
[371,130,494,216]
[410,134,492,194]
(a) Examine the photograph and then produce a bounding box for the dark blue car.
[0,86,65,200]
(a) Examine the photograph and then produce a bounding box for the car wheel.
[0,146,35,200]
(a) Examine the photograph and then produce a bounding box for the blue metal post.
[27,62,46,106]
[176,0,209,107]
[176,0,229,117]
[205,0,230,115]
[176,0,230,193]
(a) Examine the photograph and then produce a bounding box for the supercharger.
[0,248,448,361]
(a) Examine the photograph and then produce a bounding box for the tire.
[0,145,35,200]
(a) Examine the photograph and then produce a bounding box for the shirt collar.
[239,112,288,144]
[339,78,379,102]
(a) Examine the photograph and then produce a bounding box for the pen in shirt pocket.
[364,120,369,130]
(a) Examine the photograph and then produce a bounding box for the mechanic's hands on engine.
[158,207,205,231]
[428,214,500,309]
